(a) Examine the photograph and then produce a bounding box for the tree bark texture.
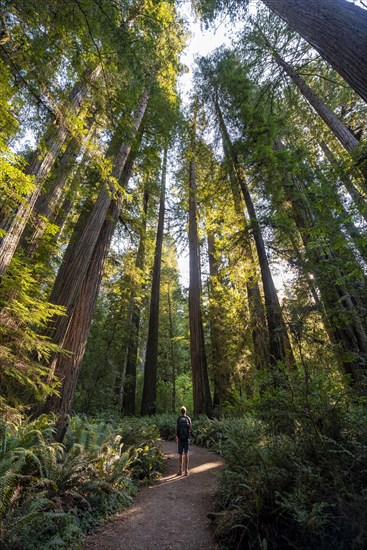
[207,231,230,411]
[188,152,213,416]
[46,91,149,358]
[38,202,117,416]
[121,189,149,416]
[0,65,102,277]
[262,0,367,102]
[141,149,167,415]
[267,40,361,156]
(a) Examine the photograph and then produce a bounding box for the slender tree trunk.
[227,168,270,371]
[120,189,149,416]
[0,65,102,277]
[264,37,363,158]
[215,96,294,368]
[311,157,367,261]
[141,149,167,415]
[114,130,147,415]
[188,113,213,415]
[261,0,367,102]
[290,177,367,385]
[207,231,230,411]
[167,282,176,413]
[245,246,270,372]
[236,174,294,367]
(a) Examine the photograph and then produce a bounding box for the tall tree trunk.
[207,231,230,411]
[141,149,167,415]
[264,36,363,158]
[167,282,176,413]
[244,240,270,372]
[45,91,150,364]
[188,112,213,416]
[0,65,102,277]
[32,92,150,421]
[226,168,270,372]
[261,0,367,102]
[120,189,149,416]
[49,136,144,419]
[38,202,117,420]
[215,96,294,368]
[37,123,146,419]
[236,174,292,367]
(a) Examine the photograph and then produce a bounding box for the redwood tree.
[214,95,294,368]
[199,0,367,102]
[141,149,167,415]
[188,109,213,416]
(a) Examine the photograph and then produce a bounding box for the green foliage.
[190,370,367,549]
[0,414,165,549]
[0,149,36,226]
[146,413,178,440]
[0,258,67,417]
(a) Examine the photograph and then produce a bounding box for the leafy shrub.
[147,413,177,440]
[0,414,165,549]
[192,399,367,550]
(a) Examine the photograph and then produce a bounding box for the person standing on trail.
[176,406,192,476]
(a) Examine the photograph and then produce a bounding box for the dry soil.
[83,440,223,550]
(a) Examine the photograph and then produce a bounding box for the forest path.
[83,440,223,550]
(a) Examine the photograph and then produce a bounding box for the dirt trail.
[83,440,223,550]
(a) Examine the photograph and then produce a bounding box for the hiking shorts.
[178,438,190,454]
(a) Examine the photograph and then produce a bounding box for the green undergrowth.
[0,414,164,549]
[181,400,367,550]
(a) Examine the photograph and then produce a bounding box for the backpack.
[177,415,190,441]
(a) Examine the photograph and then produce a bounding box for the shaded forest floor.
[83,440,223,550]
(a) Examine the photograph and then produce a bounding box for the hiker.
[176,406,192,476]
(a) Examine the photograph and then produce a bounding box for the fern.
[0,414,166,548]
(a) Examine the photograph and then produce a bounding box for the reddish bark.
[141,149,167,415]
[262,0,367,102]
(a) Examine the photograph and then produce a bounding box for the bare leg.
[178,453,183,474]
[184,453,189,475]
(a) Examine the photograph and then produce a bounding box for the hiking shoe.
[177,470,182,476]
[184,471,189,476]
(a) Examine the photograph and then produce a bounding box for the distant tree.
[187,104,213,416]
[121,188,149,416]
[141,149,167,415]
